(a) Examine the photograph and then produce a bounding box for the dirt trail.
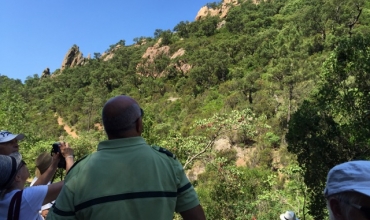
[57,116,78,138]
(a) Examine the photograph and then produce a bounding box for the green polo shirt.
[47,137,199,220]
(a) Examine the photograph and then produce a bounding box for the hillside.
[1,0,370,219]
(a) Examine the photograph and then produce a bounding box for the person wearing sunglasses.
[47,95,206,220]
[0,152,64,220]
[324,160,370,220]
[0,130,73,188]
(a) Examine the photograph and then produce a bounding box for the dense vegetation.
[1,0,370,219]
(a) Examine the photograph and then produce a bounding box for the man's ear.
[329,198,344,220]
[135,118,144,134]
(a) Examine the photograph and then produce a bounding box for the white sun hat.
[280,211,299,220]
[0,130,25,143]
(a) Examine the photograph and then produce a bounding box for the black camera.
[51,142,66,169]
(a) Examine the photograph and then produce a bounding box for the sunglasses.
[343,200,370,219]
[140,108,144,117]
[133,108,144,124]
[17,160,26,172]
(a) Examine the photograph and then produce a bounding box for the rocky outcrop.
[41,67,50,78]
[170,48,186,59]
[168,61,192,76]
[195,0,239,21]
[170,49,192,74]
[61,45,89,71]
[101,45,122,61]
[217,20,227,29]
[137,38,192,77]
[141,42,170,61]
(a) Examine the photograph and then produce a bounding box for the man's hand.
[59,142,74,172]
[50,151,61,169]
[59,142,74,158]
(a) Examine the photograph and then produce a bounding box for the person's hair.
[327,191,363,220]
[102,103,141,136]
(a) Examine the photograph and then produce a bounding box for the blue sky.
[0,0,213,82]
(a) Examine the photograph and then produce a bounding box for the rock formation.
[142,45,170,61]
[195,0,239,21]
[61,45,88,71]
[137,39,192,77]
[101,45,122,61]
[170,49,192,74]
[170,48,186,59]
[41,67,50,78]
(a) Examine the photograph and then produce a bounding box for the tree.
[153,29,164,39]
[286,35,370,219]
[173,21,191,38]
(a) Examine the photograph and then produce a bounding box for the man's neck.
[108,132,141,140]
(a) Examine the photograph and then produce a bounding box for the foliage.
[1,0,370,218]
[286,35,370,219]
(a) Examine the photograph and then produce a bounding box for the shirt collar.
[97,136,147,151]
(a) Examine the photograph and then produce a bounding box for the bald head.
[102,95,143,138]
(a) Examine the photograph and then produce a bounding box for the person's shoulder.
[151,146,177,160]
[66,154,90,175]
[23,185,48,197]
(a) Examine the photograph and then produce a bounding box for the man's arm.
[174,159,206,219]
[46,183,76,220]
[180,204,206,220]
[33,153,60,186]
[43,181,64,205]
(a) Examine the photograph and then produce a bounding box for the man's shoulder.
[66,154,90,175]
[150,146,177,160]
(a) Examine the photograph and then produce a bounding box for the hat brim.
[325,188,370,198]
[350,189,370,198]
[0,133,25,143]
[15,134,25,141]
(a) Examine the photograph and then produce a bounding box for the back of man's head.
[324,160,370,220]
[102,95,143,139]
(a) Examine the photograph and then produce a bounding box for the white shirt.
[30,177,54,210]
[0,185,48,220]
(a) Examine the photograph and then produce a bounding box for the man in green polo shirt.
[47,95,206,220]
